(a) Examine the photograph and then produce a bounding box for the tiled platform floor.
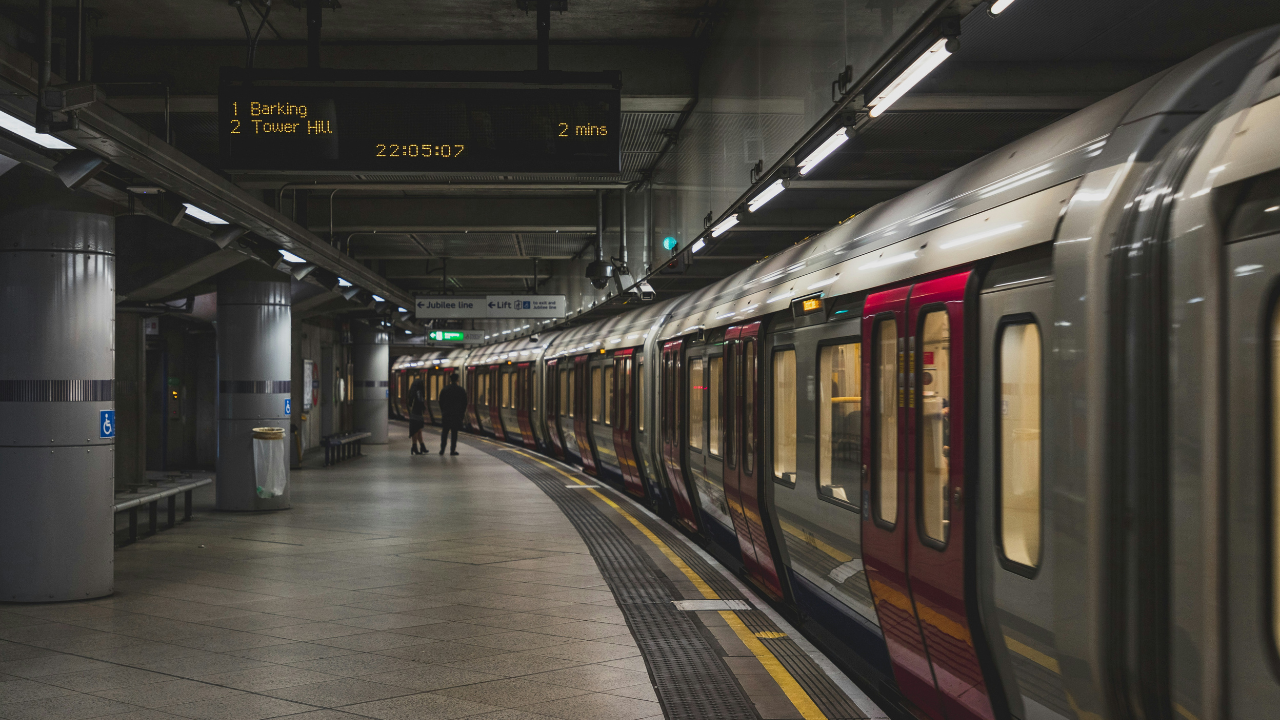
[0,429,662,720]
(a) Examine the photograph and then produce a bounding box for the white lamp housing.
[279,249,306,263]
[868,38,954,118]
[748,179,788,212]
[710,214,739,238]
[182,203,229,225]
[798,127,849,176]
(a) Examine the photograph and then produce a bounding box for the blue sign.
[284,398,292,416]
[99,410,115,439]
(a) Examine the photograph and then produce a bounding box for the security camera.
[529,334,541,344]
[637,282,656,302]
[586,260,614,290]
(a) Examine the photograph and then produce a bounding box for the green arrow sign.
[428,330,467,342]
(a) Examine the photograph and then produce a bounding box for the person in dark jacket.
[437,373,467,455]
[408,377,427,455]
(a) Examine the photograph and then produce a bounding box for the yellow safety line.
[494,444,828,720]
[720,610,827,720]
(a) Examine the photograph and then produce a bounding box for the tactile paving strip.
[470,441,760,720]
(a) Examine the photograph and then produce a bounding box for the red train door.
[573,355,598,475]
[545,359,565,459]
[612,350,645,498]
[488,364,506,441]
[516,363,536,449]
[660,339,698,532]
[464,366,479,431]
[722,324,785,600]
[862,269,994,720]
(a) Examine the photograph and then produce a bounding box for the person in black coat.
[408,377,427,455]
[437,373,468,456]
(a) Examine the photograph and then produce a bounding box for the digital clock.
[219,69,621,174]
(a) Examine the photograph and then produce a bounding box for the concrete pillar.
[216,263,291,511]
[352,322,389,444]
[0,167,115,602]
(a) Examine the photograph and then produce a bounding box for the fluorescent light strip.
[989,0,1017,14]
[691,238,707,253]
[798,127,849,176]
[182,203,229,225]
[710,215,739,238]
[337,278,353,288]
[748,180,787,212]
[279,249,306,263]
[868,38,953,118]
[938,222,1026,250]
[0,110,74,150]
[372,295,385,302]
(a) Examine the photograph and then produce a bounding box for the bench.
[324,431,371,466]
[113,476,212,546]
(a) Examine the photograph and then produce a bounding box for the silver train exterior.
[391,28,1280,720]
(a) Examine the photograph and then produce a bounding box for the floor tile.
[432,678,590,709]
[92,678,243,709]
[264,677,416,706]
[199,665,339,692]
[287,653,423,678]
[522,665,650,693]
[166,692,314,720]
[0,677,76,703]
[522,692,661,720]
[358,664,503,692]
[341,692,505,720]
[0,691,138,720]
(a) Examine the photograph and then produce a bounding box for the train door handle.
[953,486,962,505]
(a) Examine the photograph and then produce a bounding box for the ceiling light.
[869,38,954,118]
[371,295,385,302]
[710,215,739,237]
[989,0,1017,14]
[0,110,74,150]
[337,277,352,288]
[279,249,305,263]
[691,238,706,253]
[398,306,407,312]
[798,127,849,176]
[748,180,787,212]
[182,203,229,225]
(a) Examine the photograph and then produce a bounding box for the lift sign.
[100,410,115,439]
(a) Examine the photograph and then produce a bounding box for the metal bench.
[324,431,372,466]
[113,476,212,546]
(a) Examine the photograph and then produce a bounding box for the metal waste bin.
[252,427,288,499]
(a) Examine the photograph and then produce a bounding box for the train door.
[573,355,599,475]
[465,366,480,432]
[660,339,699,531]
[862,269,995,720]
[516,363,535,449]
[559,363,580,463]
[635,350,664,504]
[613,350,645,498]
[723,323,785,600]
[545,359,565,459]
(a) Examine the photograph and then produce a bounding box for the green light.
[663,236,678,251]
[428,330,466,342]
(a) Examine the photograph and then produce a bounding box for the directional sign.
[415,295,565,320]
[426,330,481,343]
[485,295,565,318]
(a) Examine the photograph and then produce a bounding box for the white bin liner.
[252,427,288,499]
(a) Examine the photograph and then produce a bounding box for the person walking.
[408,376,427,455]
[437,373,467,456]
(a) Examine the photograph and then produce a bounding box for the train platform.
[0,423,883,720]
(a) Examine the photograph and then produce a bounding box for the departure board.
[218,75,621,174]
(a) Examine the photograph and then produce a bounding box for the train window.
[689,358,705,451]
[919,310,951,547]
[819,343,861,507]
[709,356,723,456]
[998,320,1042,570]
[637,360,645,432]
[567,369,575,419]
[531,369,537,413]
[873,318,898,526]
[773,350,797,484]
[591,367,602,423]
[604,365,616,427]
[744,339,757,475]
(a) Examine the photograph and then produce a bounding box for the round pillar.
[0,167,115,602]
[352,322,389,444]
[216,263,291,511]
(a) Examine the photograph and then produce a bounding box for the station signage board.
[219,70,621,174]
[427,330,475,343]
[415,295,565,320]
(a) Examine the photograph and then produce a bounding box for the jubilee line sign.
[415,295,565,320]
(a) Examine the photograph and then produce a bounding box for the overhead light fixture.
[337,277,353,288]
[868,38,954,118]
[0,109,73,150]
[691,238,706,253]
[279,249,306,263]
[398,306,407,312]
[710,215,739,237]
[182,203,229,225]
[989,0,1017,14]
[372,294,386,303]
[798,127,849,176]
[748,180,788,212]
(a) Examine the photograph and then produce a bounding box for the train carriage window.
[591,367,603,423]
[920,310,951,547]
[604,365,616,427]
[744,340,757,475]
[531,369,537,413]
[873,318,898,526]
[567,369,575,419]
[998,320,1042,570]
[819,343,862,507]
[689,358,705,451]
[709,356,723,456]
[638,360,645,432]
[559,369,569,417]
[774,350,797,484]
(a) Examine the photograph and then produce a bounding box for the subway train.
[390,29,1280,720]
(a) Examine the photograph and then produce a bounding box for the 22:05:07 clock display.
[218,76,620,174]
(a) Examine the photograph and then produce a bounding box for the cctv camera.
[637,282,656,302]
[586,260,614,290]
[529,334,541,344]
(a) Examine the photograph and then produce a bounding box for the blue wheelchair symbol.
[100,410,115,439]
[284,398,292,416]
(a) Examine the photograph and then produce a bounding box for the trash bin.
[252,427,288,499]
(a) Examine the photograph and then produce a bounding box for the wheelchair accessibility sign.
[285,398,292,416]
[100,410,115,439]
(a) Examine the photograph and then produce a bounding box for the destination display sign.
[415,295,565,320]
[219,73,620,174]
